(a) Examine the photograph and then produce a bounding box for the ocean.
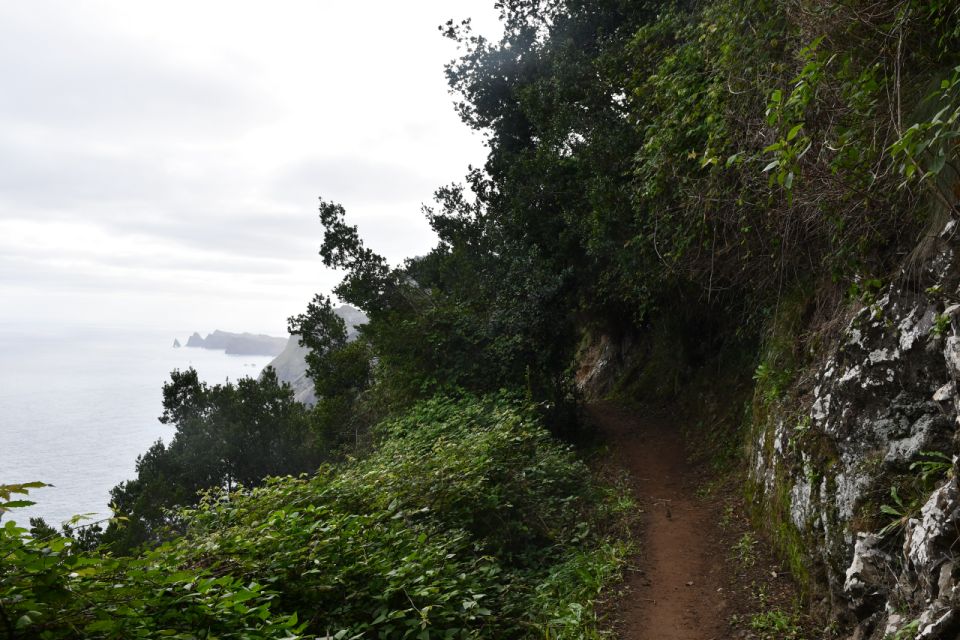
[0,325,276,528]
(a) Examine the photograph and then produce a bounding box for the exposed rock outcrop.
[749,219,960,638]
[575,333,635,399]
[266,334,317,405]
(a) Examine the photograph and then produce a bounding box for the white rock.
[884,415,945,464]
[812,393,832,423]
[840,366,863,385]
[844,533,891,601]
[835,468,871,521]
[884,612,905,636]
[868,347,899,365]
[933,381,955,403]
[905,479,960,570]
[917,608,955,639]
[939,219,957,239]
[790,476,812,530]
[943,336,960,378]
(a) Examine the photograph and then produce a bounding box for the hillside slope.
[0,395,630,639]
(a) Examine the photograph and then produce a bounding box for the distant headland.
[182,330,288,357]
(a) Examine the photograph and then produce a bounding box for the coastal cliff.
[184,330,288,357]
[266,305,367,405]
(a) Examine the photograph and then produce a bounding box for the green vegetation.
[287,294,373,449]
[891,619,921,639]
[1,395,629,639]
[730,583,809,639]
[99,368,324,553]
[297,0,959,440]
[878,451,955,538]
[748,609,805,640]
[5,0,960,635]
[732,532,759,568]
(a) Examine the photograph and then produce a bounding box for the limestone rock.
[844,534,892,614]
[904,479,960,578]
[747,214,960,639]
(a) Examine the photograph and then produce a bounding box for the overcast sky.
[0,1,500,336]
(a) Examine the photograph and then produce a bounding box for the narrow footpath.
[589,402,729,640]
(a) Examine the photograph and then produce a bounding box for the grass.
[749,609,805,639]
[732,532,759,568]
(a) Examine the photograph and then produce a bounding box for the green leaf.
[1,500,36,509]
[929,150,947,175]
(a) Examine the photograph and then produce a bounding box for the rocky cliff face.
[184,330,288,356]
[573,218,960,638]
[266,336,317,405]
[265,305,367,406]
[749,219,960,639]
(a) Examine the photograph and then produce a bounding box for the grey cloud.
[0,200,322,261]
[0,136,323,259]
[0,0,498,332]
[273,156,439,206]
[0,8,271,135]
[106,211,323,259]
[0,240,297,276]
[0,142,169,209]
[0,252,305,297]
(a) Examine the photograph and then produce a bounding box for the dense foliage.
[287,294,374,451]
[1,395,629,639]
[314,0,960,418]
[99,368,322,553]
[6,0,960,636]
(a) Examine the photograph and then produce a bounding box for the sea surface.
[0,325,276,527]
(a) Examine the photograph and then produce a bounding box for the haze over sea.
[0,324,276,527]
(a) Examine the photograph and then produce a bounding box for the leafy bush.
[333,395,595,561]
[1,394,629,639]
[101,367,323,553]
[1,483,306,639]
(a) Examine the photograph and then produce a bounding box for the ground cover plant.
[0,394,630,639]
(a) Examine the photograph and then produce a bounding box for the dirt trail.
[589,402,729,640]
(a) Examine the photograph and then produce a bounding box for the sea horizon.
[0,323,281,527]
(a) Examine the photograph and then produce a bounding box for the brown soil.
[589,401,814,640]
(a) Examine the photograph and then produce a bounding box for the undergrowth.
[1,394,632,639]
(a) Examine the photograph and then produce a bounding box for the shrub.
[1,394,629,639]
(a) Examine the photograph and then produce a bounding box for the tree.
[102,368,320,552]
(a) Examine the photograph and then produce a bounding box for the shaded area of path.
[589,402,728,640]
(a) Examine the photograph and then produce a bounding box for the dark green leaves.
[2,395,628,639]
